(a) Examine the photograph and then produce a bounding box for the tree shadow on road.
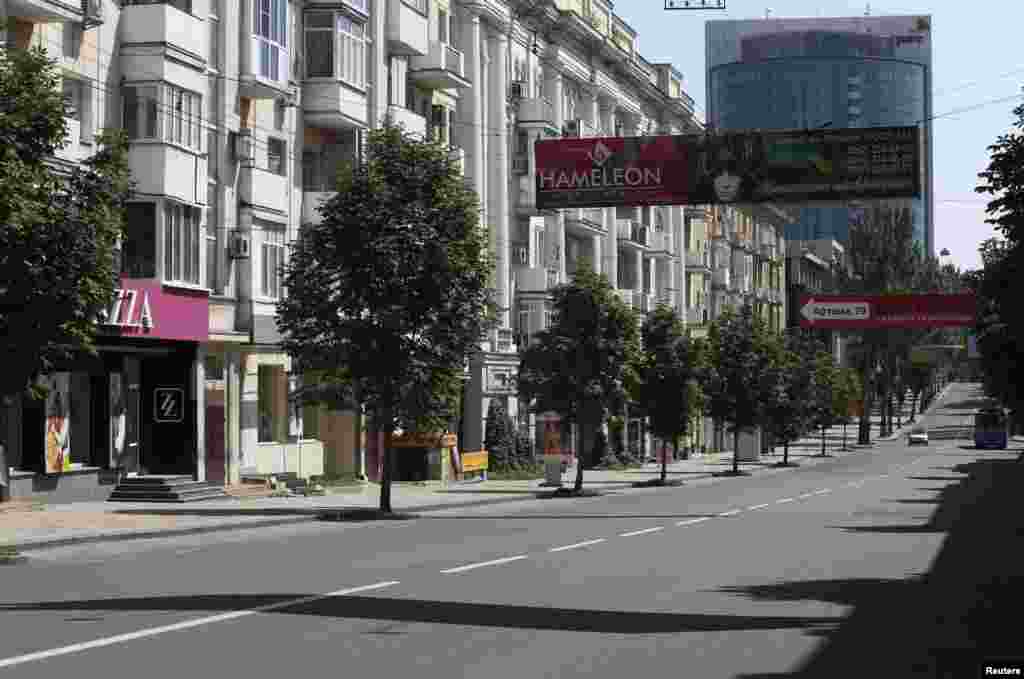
[0,595,840,636]
[729,456,1024,678]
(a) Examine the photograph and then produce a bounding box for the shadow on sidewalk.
[731,456,1024,678]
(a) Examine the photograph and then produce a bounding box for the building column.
[634,250,643,296]
[225,349,241,485]
[487,30,510,330]
[544,69,566,286]
[194,345,207,482]
[591,235,602,276]
[458,11,485,202]
[604,208,617,287]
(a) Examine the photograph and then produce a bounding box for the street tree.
[765,330,827,466]
[638,304,705,484]
[0,46,133,497]
[277,123,497,513]
[703,304,776,474]
[832,367,862,451]
[484,398,515,472]
[809,348,840,456]
[517,260,640,493]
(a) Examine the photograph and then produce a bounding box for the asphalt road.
[0,382,1019,679]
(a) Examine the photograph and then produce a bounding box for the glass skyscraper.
[706,16,933,254]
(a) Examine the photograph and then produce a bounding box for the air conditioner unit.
[563,118,582,137]
[510,81,526,99]
[228,231,250,259]
[511,156,528,174]
[514,246,529,265]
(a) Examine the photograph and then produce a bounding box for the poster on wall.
[43,373,72,474]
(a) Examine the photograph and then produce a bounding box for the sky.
[616,0,1023,272]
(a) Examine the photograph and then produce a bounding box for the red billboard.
[534,126,921,210]
[798,294,976,329]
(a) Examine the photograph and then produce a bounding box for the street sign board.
[534,126,921,210]
[798,294,976,329]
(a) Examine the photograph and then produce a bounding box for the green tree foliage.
[517,260,640,492]
[638,304,705,483]
[832,368,862,451]
[484,399,515,472]
[809,348,840,455]
[0,46,133,493]
[764,330,826,465]
[702,304,777,474]
[277,123,497,512]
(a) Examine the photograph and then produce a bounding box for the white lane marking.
[812,489,831,495]
[747,503,772,510]
[548,539,606,553]
[676,517,712,526]
[775,497,795,504]
[440,555,529,573]
[878,474,889,479]
[619,527,665,537]
[0,580,400,670]
[718,509,742,517]
[797,492,815,499]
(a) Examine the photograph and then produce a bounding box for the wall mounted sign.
[153,387,184,423]
[100,277,209,342]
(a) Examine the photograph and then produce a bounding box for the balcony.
[386,105,427,138]
[128,142,207,206]
[387,0,429,56]
[301,191,334,225]
[303,81,369,130]
[517,98,556,130]
[649,231,674,258]
[685,249,711,271]
[120,1,206,75]
[616,219,649,249]
[240,166,288,216]
[410,41,470,89]
[515,267,552,293]
[566,209,606,238]
[7,0,101,24]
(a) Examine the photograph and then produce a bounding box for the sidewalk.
[1,382,958,554]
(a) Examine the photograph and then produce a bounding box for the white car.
[907,428,929,446]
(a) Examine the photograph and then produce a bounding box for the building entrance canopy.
[534,126,921,210]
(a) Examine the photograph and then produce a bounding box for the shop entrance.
[140,353,195,476]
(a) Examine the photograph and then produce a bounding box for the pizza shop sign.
[100,288,154,329]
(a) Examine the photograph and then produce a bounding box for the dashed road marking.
[619,527,665,537]
[775,497,795,504]
[0,580,401,669]
[718,509,742,517]
[676,517,712,527]
[747,503,772,510]
[812,489,831,495]
[548,538,607,552]
[440,555,529,573]
[797,492,815,499]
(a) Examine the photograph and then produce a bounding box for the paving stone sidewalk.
[1,382,955,553]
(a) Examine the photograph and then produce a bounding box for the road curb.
[4,432,877,552]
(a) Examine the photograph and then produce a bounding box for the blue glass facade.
[706,17,933,253]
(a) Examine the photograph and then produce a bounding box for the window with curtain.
[122,85,160,140]
[164,202,201,284]
[261,226,285,298]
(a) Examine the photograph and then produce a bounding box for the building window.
[438,9,448,43]
[208,17,219,69]
[122,83,202,151]
[207,75,219,181]
[337,15,366,89]
[257,365,281,442]
[164,202,201,284]
[122,85,159,140]
[123,203,157,278]
[262,226,285,298]
[254,0,287,81]
[267,137,286,175]
[304,12,334,77]
[302,136,359,191]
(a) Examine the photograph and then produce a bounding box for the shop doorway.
[205,403,226,484]
[140,353,194,476]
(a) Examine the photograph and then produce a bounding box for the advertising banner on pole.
[535,126,921,210]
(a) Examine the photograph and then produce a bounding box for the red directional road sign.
[798,293,976,329]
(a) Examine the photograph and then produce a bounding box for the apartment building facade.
[1,0,790,500]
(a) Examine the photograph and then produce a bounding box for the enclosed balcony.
[410,41,470,89]
[120,0,207,74]
[303,82,369,130]
[387,0,429,56]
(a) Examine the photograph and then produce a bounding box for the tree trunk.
[733,428,740,474]
[663,439,673,483]
[910,394,917,422]
[820,425,826,456]
[842,422,848,451]
[783,440,790,465]
[378,407,393,513]
[573,415,585,492]
[857,346,876,446]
